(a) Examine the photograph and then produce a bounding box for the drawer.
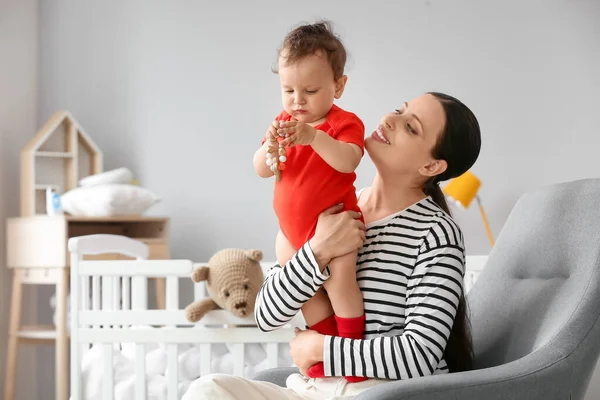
[6,216,68,267]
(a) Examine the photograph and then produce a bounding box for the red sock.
[305,315,337,378]
[335,315,368,383]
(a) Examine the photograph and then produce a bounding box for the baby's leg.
[276,230,334,325]
[322,250,363,318]
[322,250,368,383]
[275,229,296,267]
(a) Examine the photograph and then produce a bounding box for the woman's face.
[365,93,447,179]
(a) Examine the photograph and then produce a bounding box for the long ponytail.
[423,179,451,215]
[424,179,474,372]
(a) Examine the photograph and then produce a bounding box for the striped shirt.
[254,196,466,380]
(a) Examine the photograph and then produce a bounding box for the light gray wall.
[0,0,39,399]
[33,0,600,397]
[38,0,600,259]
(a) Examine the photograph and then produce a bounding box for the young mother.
[183,91,481,399]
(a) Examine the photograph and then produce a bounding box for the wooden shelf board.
[35,151,74,158]
[66,215,170,222]
[16,325,63,340]
[34,184,60,191]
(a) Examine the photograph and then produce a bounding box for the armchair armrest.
[356,345,566,400]
[251,367,299,388]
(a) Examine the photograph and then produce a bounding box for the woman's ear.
[334,75,348,99]
[419,159,448,178]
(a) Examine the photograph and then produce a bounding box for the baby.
[253,21,366,382]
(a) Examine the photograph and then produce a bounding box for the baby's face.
[278,51,344,124]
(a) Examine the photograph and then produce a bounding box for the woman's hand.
[309,204,366,270]
[290,328,324,376]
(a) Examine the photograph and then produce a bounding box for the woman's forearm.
[254,243,330,332]
[308,238,332,272]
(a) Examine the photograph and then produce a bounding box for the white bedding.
[78,333,293,400]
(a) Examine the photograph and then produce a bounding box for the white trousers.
[182,373,390,400]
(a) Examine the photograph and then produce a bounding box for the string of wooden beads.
[266,132,287,182]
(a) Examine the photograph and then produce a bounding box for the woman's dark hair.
[423,91,481,373]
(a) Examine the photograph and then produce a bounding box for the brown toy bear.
[184,248,264,322]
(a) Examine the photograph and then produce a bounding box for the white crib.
[68,234,302,400]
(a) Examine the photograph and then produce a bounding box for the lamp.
[443,171,495,247]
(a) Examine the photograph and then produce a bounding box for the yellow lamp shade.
[443,171,481,208]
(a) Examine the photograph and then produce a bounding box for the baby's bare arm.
[253,121,280,178]
[310,130,362,173]
[253,141,275,178]
[277,120,362,174]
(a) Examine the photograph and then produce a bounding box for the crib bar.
[81,275,91,360]
[166,275,179,399]
[266,343,278,369]
[103,344,114,400]
[81,276,89,321]
[200,344,212,376]
[102,276,113,328]
[70,253,82,400]
[193,279,206,301]
[132,276,147,311]
[166,276,179,310]
[92,276,100,328]
[112,277,121,327]
[135,345,146,400]
[122,277,130,329]
[167,344,178,400]
[79,259,193,276]
[233,343,245,376]
[132,275,148,400]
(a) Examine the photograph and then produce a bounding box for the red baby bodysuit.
[270,104,365,250]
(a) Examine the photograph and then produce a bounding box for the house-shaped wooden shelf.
[21,111,103,216]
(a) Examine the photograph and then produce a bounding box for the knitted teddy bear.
[185,248,264,322]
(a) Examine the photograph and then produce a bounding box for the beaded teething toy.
[265,129,287,182]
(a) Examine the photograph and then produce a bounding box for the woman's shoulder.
[359,190,463,245]
[417,197,465,250]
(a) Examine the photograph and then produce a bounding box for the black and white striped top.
[255,195,466,380]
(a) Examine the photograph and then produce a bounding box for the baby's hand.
[279,121,317,148]
[265,120,280,142]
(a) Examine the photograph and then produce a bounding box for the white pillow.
[61,184,160,217]
[79,167,133,187]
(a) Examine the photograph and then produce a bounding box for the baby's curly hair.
[274,20,347,80]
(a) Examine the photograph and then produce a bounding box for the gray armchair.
[251,178,600,399]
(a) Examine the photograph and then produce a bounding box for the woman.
[183,91,481,399]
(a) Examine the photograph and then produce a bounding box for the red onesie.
[269,104,365,250]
